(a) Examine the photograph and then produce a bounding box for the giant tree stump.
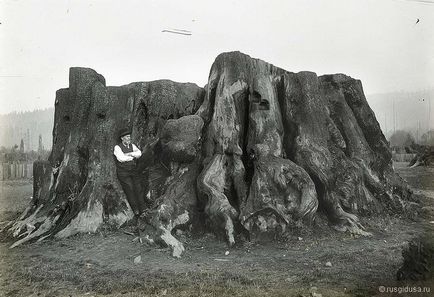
[6,52,414,257]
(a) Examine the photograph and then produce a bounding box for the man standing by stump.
[113,128,146,226]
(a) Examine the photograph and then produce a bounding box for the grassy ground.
[0,164,433,297]
[0,179,32,222]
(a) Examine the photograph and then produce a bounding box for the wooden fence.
[392,153,416,163]
[0,162,34,180]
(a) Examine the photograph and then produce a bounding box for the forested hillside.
[0,108,54,151]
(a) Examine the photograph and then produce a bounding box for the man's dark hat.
[118,128,132,139]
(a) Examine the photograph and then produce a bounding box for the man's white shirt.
[113,144,142,162]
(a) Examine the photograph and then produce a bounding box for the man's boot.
[134,214,142,243]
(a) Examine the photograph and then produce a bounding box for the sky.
[0,0,433,114]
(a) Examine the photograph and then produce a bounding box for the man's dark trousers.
[117,169,146,216]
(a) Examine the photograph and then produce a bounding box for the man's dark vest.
[115,142,136,172]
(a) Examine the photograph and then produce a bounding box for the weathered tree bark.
[6,52,415,257]
[6,68,204,256]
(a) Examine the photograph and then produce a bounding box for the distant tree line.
[389,129,434,154]
[0,108,54,152]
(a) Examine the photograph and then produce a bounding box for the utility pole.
[26,129,30,152]
[429,97,431,129]
[384,112,387,137]
[38,134,44,154]
[429,97,431,141]
[393,98,396,134]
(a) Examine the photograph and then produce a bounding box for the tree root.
[332,205,372,236]
[223,213,235,246]
[7,205,44,242]
[157,226,185,258]
[410,161,421,168]
[9,214,60,249]
[198,154,239,247]
[146,206,191,257]
[242,207,290,227]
